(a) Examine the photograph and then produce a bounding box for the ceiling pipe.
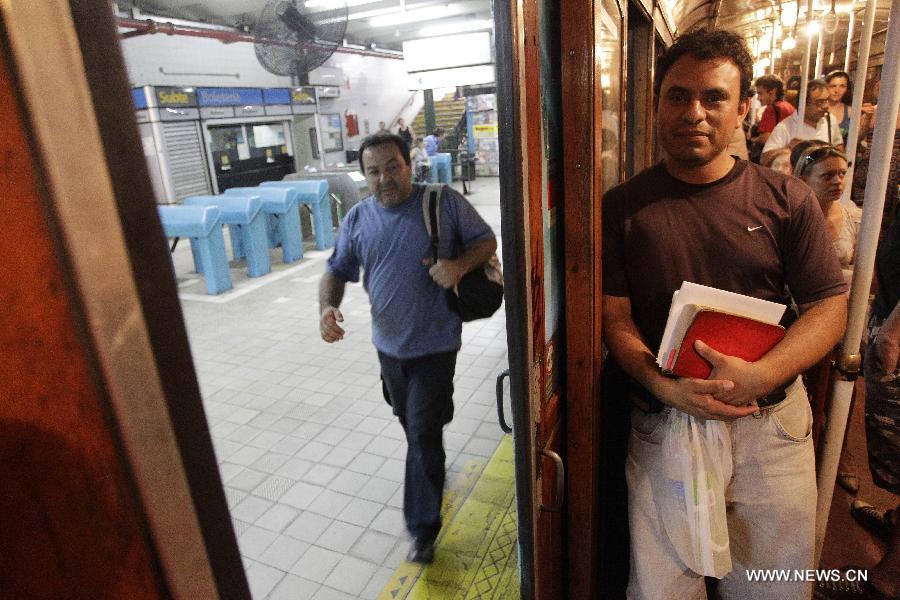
[116,17,403,59]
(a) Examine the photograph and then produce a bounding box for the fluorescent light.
[806,20,821,35]
[782,36,797,50]
[369,6,458,27]
[305,0,381,7]
[417,18,493,37]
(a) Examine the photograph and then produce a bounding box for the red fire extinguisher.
[344,110,359,137]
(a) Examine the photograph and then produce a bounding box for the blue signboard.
[263,88,292,105]
[196,87,264,107]
[131,88,148,110]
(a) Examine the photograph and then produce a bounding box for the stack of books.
[656,282,788,379]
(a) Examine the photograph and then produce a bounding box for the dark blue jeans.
[378,350,457,543]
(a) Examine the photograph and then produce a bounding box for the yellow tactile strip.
[379,435,520,600]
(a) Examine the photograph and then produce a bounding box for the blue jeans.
[378,350,457,542]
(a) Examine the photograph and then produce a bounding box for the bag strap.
[826,111,833,144]
[422,184,443,263]
[773,101,781,123]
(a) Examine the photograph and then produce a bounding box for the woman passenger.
[794,145,861,278]
[825,70,853,144]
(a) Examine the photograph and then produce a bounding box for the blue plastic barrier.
[157,205,232,295]
[183,195,271,278]
[224,187,303,263]
[260,179,333,249]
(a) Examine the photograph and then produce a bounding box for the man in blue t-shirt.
[423,127,444,156]
[318,133,496,564]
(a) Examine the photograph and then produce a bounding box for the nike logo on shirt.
[747,225,763,232]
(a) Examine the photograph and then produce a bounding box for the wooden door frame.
[2,1,249,597]
[560,0,630,596]
[494,0,537,597]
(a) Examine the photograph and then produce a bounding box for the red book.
[663,308,786,379]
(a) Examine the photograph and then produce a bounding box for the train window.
[599,0,623,192]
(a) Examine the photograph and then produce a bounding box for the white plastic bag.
[659,410,733,578]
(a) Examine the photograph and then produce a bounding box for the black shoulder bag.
[424,185,503,321]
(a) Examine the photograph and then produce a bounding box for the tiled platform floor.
[174,178,511,599]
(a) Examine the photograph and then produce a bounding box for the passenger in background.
[761,147,792,174]
[851,77,900,230]
[850,210,900,600]
[794,145,860,281]
[785,75,802,109]
[749,74,795,162]
[825,70,853,144]
[410,137,431,182]
[396,117,415,146]
[424,127,445,157]
[761,78,844,164]
[376,120,390,135]
[318,133,497,565]
[794,143,865,497]
[602,28,847,600]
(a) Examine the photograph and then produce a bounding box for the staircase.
[411,93,467,141]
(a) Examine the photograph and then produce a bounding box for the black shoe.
[406,538,435,564]
[850,500,895,542]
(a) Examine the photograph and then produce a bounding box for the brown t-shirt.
[602,159,846,352]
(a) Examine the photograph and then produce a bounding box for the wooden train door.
[495,0,619,597]
[0,2,249,597]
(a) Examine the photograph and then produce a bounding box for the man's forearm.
[319,271,346,312]
[455,237,497,274]
[756,293,848,388]
[602,302,670,397]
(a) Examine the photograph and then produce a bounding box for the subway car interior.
[1,0,898,598]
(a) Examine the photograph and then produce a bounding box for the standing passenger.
[424,128,445,157]
[601,28,848,599]
[761,78,844,163]
[318,133,497,564]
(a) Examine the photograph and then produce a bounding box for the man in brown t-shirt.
[601,29,847,600]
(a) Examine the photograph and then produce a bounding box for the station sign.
[197,87,264,107]
[154,86,197,108]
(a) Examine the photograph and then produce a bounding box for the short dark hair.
[754,74,785,100]
[807,78,829,99]
[825,70,853,104]
[358,133,410,171]
[654,28,754,102]
[433,127,445,137]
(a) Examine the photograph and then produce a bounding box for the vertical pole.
[424,88,436,136]
[843,9,855,72]
[840,0,879,204]
[798,0,815,121]
[815,0,900,565]
[815,28,824,76]
[769,20,777,74]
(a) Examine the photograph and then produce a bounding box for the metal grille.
[162,121,211,200]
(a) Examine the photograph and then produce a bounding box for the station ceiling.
[118,0,891,71]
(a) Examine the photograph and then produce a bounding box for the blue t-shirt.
[424,135,440,156]
[327,185,495,359]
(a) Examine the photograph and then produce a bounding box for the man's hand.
[320,306,345,343]
[427,258,466,289]
[693,340,776,406]
[874,305,900,379]
[655,375,759,420]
